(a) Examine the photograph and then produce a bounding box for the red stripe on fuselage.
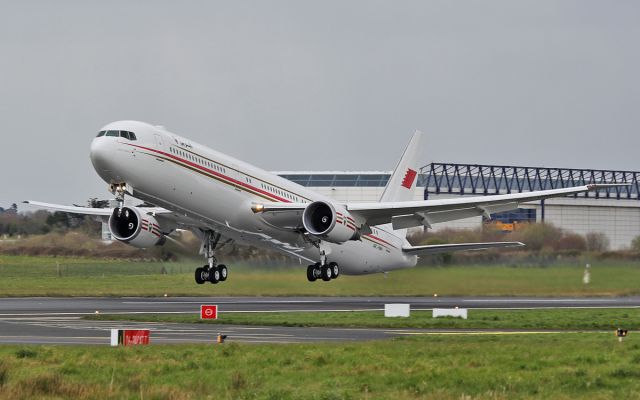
[364,234,397,249]
[125,143,292,203]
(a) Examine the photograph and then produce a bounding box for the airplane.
[24,121,620,284]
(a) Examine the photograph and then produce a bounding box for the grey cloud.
[0,0,638,205]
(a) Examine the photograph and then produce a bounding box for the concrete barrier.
[385,304,410,317]
[433,308,468,319]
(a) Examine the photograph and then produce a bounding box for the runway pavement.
[0,296,637,345]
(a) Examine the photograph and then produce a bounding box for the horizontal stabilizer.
[402,241,524,256]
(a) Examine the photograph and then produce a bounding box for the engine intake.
[302,201,359,243]
[108,206,164,248]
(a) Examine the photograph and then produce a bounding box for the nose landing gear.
[109,183,129,214]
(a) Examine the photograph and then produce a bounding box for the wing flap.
[402,241,524,255]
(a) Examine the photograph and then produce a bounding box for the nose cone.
[90,138,123,183]
[90,138,111,173]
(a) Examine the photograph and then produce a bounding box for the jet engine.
[302,201,360,243]
[108,206,165,248]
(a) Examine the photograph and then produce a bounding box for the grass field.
[0,334,639,399]
[1,255,640,297]
[86,308,640,331]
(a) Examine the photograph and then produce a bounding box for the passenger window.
[96,131,106,137]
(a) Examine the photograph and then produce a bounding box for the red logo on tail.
[401,168,417,189]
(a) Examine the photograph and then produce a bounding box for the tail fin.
[380,130,423,203]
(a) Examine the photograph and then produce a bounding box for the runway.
[0,296,637,345]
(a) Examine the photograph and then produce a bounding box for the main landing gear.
[306,262,340,282]
[195,264,228,284]
[194,231,229,285]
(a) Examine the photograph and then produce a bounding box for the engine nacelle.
[302,201,359,244]
[108,207,165,248]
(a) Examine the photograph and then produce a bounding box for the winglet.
[380,130,423,203]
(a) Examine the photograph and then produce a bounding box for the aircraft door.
[230,164,242,192]
[154,134,165,150]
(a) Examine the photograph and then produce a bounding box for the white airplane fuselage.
[90,121,418,275]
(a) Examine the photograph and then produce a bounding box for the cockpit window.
[121,131,137,140]
[99,130,137,140]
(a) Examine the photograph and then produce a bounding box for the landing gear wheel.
[307,265,317,282]
[208,267,220,284]
[329,262,340,279]
[195,267,206,284]
[321,265,332,281]
[218,265,228,282]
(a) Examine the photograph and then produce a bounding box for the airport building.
[278,163,640,250]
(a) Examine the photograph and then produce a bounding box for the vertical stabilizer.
[380,130,423,203]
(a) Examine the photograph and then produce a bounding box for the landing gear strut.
[194,231,229,285]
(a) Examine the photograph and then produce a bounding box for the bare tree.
[585,232,610,252]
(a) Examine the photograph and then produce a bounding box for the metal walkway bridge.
[421,163,639,200]
[279,163,640,201]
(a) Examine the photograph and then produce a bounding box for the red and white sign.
[111,329,150,346]
[200,305,218,320]
[123,329,150,345]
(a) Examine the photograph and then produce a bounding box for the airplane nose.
[90,138,112,174]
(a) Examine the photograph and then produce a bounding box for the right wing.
[402,241,524,256]
[23,201,115,216]
[23,200,173,217]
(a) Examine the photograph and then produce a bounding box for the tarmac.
[0,296,637,345]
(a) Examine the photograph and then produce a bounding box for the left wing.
[251,184,627,231]
[347,184,627,229]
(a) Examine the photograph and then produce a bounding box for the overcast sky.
[1,1,638,207]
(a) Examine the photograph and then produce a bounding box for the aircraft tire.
[218,265,228,281]
[195,267,206,284]
[209,268,220,284]
[321,265,332,282]
[306,265,317,282]
[329,262,340,279]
